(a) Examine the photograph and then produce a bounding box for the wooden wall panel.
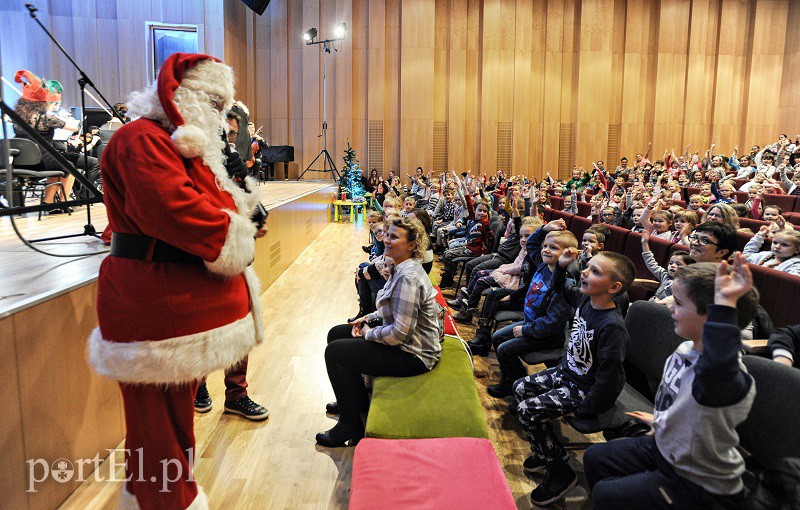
[400,0,436,173]
[778,0,800,135]
[3,0,795,182]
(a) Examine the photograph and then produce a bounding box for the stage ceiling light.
[303,28,317,42]
[334,23,346,40]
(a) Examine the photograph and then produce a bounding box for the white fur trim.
[171,124,208,159]
[204,210,256,277]
[88,314,257,385]
[243,265,265,345]
[117,486,139,510]
[116,485,208,510]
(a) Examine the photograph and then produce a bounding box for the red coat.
[89,118,263,384]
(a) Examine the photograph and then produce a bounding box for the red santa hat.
[14,70,49,102]
[156,52,234,158]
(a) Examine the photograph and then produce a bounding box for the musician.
[248,122,269,180]
[12,70,76,212]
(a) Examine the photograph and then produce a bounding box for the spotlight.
[334,23,346,40]
[302,27,317,42]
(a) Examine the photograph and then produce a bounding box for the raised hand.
[714,252,753,308]
[758,225,771,238]
[544,218,567,232]
[558,247,579,269]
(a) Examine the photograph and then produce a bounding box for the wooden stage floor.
[0,180,334,318]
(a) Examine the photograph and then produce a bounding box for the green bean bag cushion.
[365,337,489,439]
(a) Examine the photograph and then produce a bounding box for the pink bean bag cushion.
[350,437,516,510]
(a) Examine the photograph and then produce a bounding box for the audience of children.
[342,140,800,505]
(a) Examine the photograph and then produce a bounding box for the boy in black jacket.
[514,248,635,505]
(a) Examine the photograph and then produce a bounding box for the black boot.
[315,419,365,448]
[439,274,455,289]
[466,318,492,356]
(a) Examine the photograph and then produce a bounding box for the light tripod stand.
[298,26,345,182]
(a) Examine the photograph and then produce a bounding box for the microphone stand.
[24,3,126,239]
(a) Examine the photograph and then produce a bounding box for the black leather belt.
[110,232,203,264]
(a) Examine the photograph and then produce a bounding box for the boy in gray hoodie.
[584,254,759,508]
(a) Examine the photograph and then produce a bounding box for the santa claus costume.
[89,53,264,510]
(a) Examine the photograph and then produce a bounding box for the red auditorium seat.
[603,225,630,253]
[733,179,749,189]
[794,199,800,214]
[624,233,673,280]
[684,186,701,200]
[763,194,797,213]
[570,215,593,242]
[749,264,800,328]
[576,201,592,217]
[737,230,755,253]
[786,213,800,228]
[551,210,574,228]
[542,207,555,223]
[672,200,687,209]
[549,196,564,210]
[669,243,690,257]
[732,191,749,204]
[739,217,770,234]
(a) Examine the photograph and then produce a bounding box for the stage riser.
[0,187,333,510]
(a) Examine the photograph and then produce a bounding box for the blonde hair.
[775,229,800,252]
[391,218,429,259]
[545,230,578,249]
[522,216,543,229]
[368,210,383,221]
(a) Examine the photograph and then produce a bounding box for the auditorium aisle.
[63,220,596,509]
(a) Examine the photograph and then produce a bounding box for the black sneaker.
[325,401,340,414]
[523,452,569,475]
[529,460,577,505]
[361,246,371,254]
[224,396,270,421]
[486,382,513,399]
[194,383,212,413]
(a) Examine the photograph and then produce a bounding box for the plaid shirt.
[365,258,442,369]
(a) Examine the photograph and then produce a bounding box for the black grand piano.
[260,145,294,181]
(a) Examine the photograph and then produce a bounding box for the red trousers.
[119,381,203,510]
[203,355,249,401]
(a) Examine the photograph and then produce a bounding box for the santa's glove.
[224,149,249,184]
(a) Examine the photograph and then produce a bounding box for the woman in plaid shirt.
[317,217,443,448]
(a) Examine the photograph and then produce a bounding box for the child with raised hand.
[513,246,634,506]
[641,231,695,302]
[640,191,676,240]
[743,226,800,275]
[584,254,759,509]
[486,219,580,395]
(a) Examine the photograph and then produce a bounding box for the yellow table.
[333,200,367,223]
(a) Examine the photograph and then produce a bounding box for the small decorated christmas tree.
[339,143,365,200]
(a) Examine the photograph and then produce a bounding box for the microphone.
[25,4,38,16]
